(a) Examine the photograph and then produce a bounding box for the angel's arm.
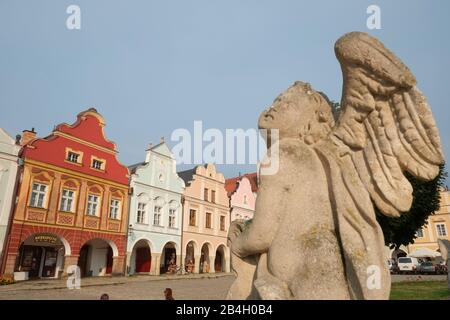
[231,169,286,258]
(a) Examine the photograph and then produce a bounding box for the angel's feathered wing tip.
[334,32,416,88]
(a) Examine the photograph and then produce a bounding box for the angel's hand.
[228,220,246,242]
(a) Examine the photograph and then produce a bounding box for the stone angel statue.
[227,32,444,300]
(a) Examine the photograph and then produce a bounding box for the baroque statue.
[227,32,444,300]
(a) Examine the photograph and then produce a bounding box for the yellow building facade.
[408,188,450,255]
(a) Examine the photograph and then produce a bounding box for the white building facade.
[127,141,185,275]
[0,128,20,266]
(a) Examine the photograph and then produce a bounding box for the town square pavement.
[0,273,235,300]
[0,273,445,300]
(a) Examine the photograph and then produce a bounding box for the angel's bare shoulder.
[260,139,326,187]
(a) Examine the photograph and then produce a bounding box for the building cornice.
[24,159,129,190]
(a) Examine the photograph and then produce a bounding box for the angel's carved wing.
[331,32,444,217]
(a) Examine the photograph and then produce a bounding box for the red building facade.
[1,109,130,278]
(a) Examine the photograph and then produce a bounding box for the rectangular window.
[92,159,103,170]
[436,224,448,237]
[30,183,47,208]
[87,194,99,216]
[415,229,423,238]
[205,212,212,228]
[60,189,75,212]
[220,215,226,231]
[67,152,79,163]
[153,206,161,226]
[211,190,216,204]
[109,199,120,219]
[169,209,176,228]
[137,203,146,224]
[204,188,208,202]
[189,209,196,226]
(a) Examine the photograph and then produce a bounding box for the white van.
[397,257,420,274]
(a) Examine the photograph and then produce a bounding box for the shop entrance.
[16,233,67,278]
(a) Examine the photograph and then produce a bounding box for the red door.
[135,247,151,273]
[106,247,113,274]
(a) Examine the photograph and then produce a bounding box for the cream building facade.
[179,164,230,274]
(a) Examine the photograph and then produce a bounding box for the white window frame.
[415,229,423,238]
[60,189,75,212]
[30,182,47,208]
[137,202,146,224]
[87,194,100,216]
[436,223,447,237]
[153,206,162,226]
[92,159,103,170]
[109,199,121,219]
[67,152,80,163]
[168,208,176,228]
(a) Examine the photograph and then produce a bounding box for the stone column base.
[208,256,216,273]
[151,253,161,275]
[61,255,79,278]
[194,255,201,274]
[112,256,125,276]
[3,253,18,277]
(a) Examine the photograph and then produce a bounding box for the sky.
[0,0,449,184]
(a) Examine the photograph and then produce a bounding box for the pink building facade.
[225,173,258,222]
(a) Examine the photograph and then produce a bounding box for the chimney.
[21,128,36,146]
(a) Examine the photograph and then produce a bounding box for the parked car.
[418,261,436,274]
[397,257,420,274]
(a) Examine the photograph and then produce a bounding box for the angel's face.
[258,82,323,138]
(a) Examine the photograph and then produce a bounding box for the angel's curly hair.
[283,81,335,144]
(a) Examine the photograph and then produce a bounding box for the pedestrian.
[164,288,174,300]
[100,293,109,300]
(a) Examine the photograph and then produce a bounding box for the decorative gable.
[22,108,129,185]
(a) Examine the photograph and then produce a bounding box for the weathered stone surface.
[227,32,445,300]
[438,239,450,289]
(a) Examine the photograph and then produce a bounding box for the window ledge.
[135,222,149,226]
[28,206,47,211]
[58,210,75,214]
[64,160,83,167]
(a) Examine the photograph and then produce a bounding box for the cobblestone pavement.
[0,273,236,300]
